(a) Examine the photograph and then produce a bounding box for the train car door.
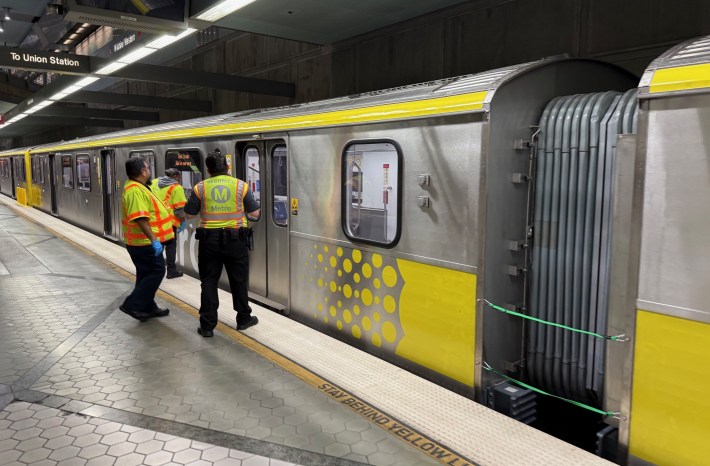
[9,156,16,198]
[48,154,58,214]
[100,150,120,239]
[236,140,289,310]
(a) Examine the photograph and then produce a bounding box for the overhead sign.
[0,47,90,74]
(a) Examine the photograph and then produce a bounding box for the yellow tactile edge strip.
[3,200,478,466]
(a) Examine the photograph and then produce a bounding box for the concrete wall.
[10,0,710,146]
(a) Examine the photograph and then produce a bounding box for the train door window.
[61,155,74,188]
[129,150,156,179]
[245,146,261,209]
[272,145,288,226]
[16,158,25,182]
[342,141,401,246]
[32,157,42,184]
[165,149,203,191]
[76,155,91,191]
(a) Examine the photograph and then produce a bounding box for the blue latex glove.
[151,240,163,257]
[177,222,187,234]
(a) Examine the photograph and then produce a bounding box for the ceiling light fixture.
[0,28,198,133]
[195,0,257,22]
[94,61,129,75]
[3,8,9,21]
[0,22,4,33]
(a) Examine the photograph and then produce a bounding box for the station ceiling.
[0,0,467,139]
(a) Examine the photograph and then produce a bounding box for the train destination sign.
[0,47,90,74]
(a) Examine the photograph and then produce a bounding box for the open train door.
[236,139,289,312]
[100,150,120,239]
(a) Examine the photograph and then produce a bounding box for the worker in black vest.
[184,149,261,337]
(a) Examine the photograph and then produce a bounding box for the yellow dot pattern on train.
[307,243,404,351]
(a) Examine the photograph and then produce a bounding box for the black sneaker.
[119,305,150,322]
[236,316,259,331]
[197,327,214,337]
[150,307,169,317]
[166,271,184,279]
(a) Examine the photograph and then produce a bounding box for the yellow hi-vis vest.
[122,180,175,245]
[194,175,248,229]
[150,178,187,227]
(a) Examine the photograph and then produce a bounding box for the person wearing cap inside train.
[151,168,187,279]
[184,149,260,337]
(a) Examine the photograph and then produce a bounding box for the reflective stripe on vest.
[194,176,248,229]
[160,184,182,227]
[151,180,185,227]
[122,180,175,245]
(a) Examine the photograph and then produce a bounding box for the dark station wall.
[10,0,710,146]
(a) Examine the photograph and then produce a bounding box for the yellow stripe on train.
[649,63,710,94]
[18,91,488,154]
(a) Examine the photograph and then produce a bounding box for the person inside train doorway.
[184,149,261,337]
[150,168,187,279]
[119,157,174,321]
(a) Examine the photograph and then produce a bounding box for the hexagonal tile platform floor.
[0,401,295,466]
[0,204,440,466]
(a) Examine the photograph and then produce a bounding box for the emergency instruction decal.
[291,198,299,215]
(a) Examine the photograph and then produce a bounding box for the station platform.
[0,195,612,466]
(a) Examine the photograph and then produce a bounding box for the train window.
[15,157,25,183]
[342,141,401,247]
[76,155,91,191]
[61,155,74,189]
[16,158,26,182]
[32,158,42,184]
[165,149,203,191]
[129,151,156,179]
[245,147,261,209]
[272,145,287,227]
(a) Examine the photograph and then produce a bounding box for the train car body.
[2,35,710,464]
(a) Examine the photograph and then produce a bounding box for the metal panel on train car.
[288,115,482,388]
[637,93,710,324]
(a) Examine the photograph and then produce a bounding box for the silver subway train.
[2,35,710,465]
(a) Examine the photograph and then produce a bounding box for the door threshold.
[248,292,287,313]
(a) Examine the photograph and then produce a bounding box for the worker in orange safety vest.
[119,157,174,322]
[150,168,187,278]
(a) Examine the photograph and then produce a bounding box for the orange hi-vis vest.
[194,175,248,229]
[122,180,175,246]
[150,178,187,227]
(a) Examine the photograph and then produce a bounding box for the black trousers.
[123,244,165,313]
[198,231,251,331]
[163,227,178,274]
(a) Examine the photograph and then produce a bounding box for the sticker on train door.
[291,198,299,215]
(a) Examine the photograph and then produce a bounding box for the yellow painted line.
[650,63,710,93]
[3,197,479,466]
[26,91,487,153]
[174,302,479,466]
